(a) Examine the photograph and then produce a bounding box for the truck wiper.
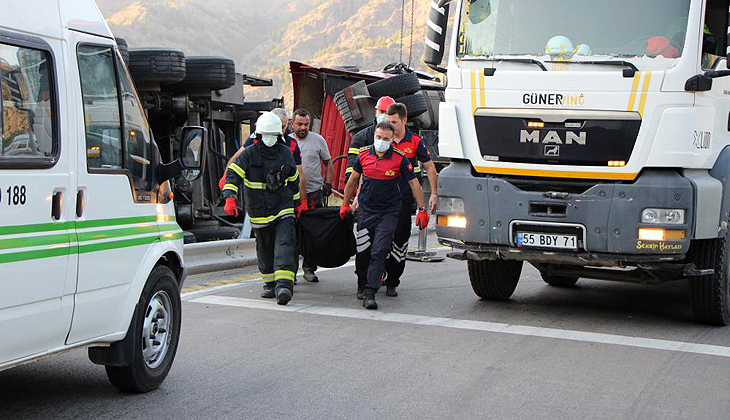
[490,58,548,72]
[546,60,638,77]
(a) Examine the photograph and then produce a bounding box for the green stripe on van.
[0,222,74,237]
[0,233,71,251]
[0,216,177,237]
[76,224,179,242]
[0,245,74,264]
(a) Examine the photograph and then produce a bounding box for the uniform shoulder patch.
[392,147,406,156]
[359,146,371,153]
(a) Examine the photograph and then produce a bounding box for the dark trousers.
[355,209,399,291]
[301,190,324,272]
[256,216,297,291]
[384,201,413,287]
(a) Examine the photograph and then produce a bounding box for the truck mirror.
[156,126,207,183]
[424,0,451,74]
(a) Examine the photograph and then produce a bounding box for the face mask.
[373,139,390,152]
[261,134,278,147]
[375,114,387,124]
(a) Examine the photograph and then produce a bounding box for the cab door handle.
[76,190,85,218]
[51,192,62,220]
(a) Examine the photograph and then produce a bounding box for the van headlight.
[438,197,465,212]
[641,208,685,225]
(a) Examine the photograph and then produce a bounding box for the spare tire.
[395,91,428,118]
[115,37,129,64]
[334,92,372,135]
[367,72,420,99]
[172,56,236,90]
[128,48,186,85]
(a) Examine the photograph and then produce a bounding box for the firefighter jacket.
[222,141,300,227]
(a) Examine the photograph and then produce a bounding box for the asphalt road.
[2,239,730,419]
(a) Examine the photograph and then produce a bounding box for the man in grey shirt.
[292,108,334,282]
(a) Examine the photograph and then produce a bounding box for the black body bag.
[297,207,355,268]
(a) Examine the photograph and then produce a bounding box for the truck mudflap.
[436,161,694,255]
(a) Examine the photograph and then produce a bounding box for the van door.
[0,32,74,364]
[67,31,167,343]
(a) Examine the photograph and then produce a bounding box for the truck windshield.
[457,0,692,68]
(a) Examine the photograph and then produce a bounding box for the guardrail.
[184,238,258,275]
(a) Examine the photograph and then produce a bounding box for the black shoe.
[356,287,364,300]
[261,284,276,299]
[363,289,377,310]
[385,286,398,297]
[304,270,319,282]
[276,288,292,305]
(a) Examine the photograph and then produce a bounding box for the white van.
[0,0,206,391]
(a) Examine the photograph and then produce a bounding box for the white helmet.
[546,36,574,60]
[255,112,283,136]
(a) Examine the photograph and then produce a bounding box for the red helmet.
[375,96,396,112]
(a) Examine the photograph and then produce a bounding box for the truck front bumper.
[436,162,694,261]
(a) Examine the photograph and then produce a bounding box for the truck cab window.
[702,0,727,69]
[0,44,55,162]
[78,45,123,170]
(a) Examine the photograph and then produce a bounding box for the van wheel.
[128,48,187,85]
[541,273,579,287]
[106,265,182,392]
[688,237,730,326]
[467,258,523,300]
[367,72,420,99]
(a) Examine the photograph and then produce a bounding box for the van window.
[0,44,56,162]
[78,45,123,170]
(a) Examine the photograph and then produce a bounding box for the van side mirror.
[156,126,207,183]
[424,0,451,74]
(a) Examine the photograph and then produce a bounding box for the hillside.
[97,0,441,106]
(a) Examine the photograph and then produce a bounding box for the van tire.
[541,273,579,287]
[105,265,182,392]
[688,237,730,326]
[467,258,523,300]
[128,48,186,85]
[172,56,236,90]
[367,72,420,99]
[395,91,428,118]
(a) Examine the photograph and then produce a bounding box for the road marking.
[190,295,730,359]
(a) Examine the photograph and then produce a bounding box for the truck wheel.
[541,273,579,287]
[172,56,236,90]
[128,48,186,85]
[688,237,730,326]
[395,91,428,118]
[467,258,523,300]
[367,72,420,99]
[105,265,182,392]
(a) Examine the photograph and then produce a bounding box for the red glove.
[218,174,226,191]
[294,199,308,218]
[224,197,238,217]
[339,203,351,220]
[415,209,429,230]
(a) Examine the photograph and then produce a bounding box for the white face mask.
[261,134,278,147]
[373,139,391,152]
[375,114,388,124]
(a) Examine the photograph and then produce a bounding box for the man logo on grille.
[544,145,560,156]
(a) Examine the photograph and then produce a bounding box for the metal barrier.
[184,238,258,275]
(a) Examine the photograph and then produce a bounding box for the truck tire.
[105,265,182,392]
[367,72,420,99]
[467,258,523,300]
[334,91,371,134]
[688,237,730,326]
[173,56,236,90]
[541,273,579,287]
[395,91,428,118]
[128,48,186,85]
[115,37,129,64]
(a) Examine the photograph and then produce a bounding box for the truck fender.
[708,145,730,236]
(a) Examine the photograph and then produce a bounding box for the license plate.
[516,232,577,250]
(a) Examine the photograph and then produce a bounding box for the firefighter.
[222,112,301,305]
[339,121,429,310]
[344,96,396,184]
[384,103,438,297]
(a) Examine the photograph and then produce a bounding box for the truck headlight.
[437,215,467,228]
[438,197,465,212]
[641,208,685,225]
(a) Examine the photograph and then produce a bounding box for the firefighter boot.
[386,286,398,297]
[363,289,377,310]
[275,280,294,305]
[357,286,365,300]
[261,283,276,299]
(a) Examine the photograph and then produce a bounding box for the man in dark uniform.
[339,121,429,310]
[222,112,301,305]
[344,96,395,183]
[384,103,439,296]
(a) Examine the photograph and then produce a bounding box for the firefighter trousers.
[256,216,297,292]
[384,201,413,288]
[355,209,399,291]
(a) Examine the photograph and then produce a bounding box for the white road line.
[190,295,730,359]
